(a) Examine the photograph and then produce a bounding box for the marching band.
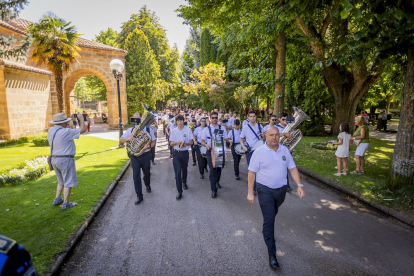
[119,106,307,269]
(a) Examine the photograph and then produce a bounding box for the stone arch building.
[0,18,128,140]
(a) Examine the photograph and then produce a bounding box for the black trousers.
[231,145,241,177]
[246,150,256,190]
[130,151,151,198]
[191,144,197,163]
[206,150,222,192]
[195,146,207,175]
[257,183,287,256]
[150,144,156,163]
[382,119,387,131]
[173,150,189,193]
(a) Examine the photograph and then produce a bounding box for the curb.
[48,160,131,276]
[297,166,414,228]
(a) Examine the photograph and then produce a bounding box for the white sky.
[19,0,190,53]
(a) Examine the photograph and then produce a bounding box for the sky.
[19,0,190,53]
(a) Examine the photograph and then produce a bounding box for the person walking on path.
[48,113,86,209]
[351,116,370,174]
[119,113,156,205]
[102,112,108,131]
[169,115,194,200]
[332,123,351,176]
[247,126,305,269]
[381,109,388,131]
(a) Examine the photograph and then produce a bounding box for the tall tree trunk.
[55,68,64,113]
[273,32,286,116]
[389,46,414,190]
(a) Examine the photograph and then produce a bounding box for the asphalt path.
[61,127,414,276]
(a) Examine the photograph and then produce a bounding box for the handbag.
[47,129,61,171]
[353,139,361,147]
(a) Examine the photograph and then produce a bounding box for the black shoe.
[183,183,188,190]
[176,193,182,200]
[152,161,155,165]
[211,191,217,198]
[135,197,143,205]
[287,186,293,192]
[193,162,196,166]
[269,255,280,269]
[236,176,240,180]
[200,174,204,179]
[170,155,173,159]
[217,182,222,189]
[146,185,151,193]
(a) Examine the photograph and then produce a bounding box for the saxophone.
[126,105,156,157]
[279,107,311,150]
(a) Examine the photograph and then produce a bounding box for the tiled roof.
[2,18,127,53]
[0,59,53,75]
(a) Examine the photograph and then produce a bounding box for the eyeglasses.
[271,119,276,121]
[211,117,218,119]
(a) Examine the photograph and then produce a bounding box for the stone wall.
[0,67,51,140]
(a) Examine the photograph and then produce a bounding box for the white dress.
[335,132,351,158]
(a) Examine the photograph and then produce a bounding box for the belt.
[257,183,286,190]
[52,155,75,158]
[173,149,188,153]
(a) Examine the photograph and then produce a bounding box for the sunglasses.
[271,119,276,121]
[281,119,286,121]
[211,117,218,119]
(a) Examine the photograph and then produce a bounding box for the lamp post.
[110,59,125,147]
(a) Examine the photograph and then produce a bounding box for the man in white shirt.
[263,115,277,134]
[227,119,242,180]
[201,112,228,198]
[120,113,157,205]
[227,111,238,129]
[247,126,305,269]
[193,117,208,179]
[169,115,194,200]
[48,113,86,210]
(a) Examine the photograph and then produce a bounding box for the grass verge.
[0,136,128,274]
[295,137,414,217]
[0,143,50,173]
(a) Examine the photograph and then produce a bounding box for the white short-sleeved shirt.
[275,123,286,133]
[48,125,81,156]
[248,143,296,189]
[168,122,176,131]
[169,126,194,151]
[121,125,157,153]
[228,129,241,144]
[240,122,263,148]
[201,124,228,148]
[335,132,351,158]
[242,119,250,127]
[228,116,237,127]
[193,126,205,144]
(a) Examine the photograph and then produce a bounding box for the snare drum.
[234,143,246,155]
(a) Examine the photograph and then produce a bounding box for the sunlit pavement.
[61,126,414,276]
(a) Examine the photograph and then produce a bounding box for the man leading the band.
[119,113,156,205]
[201,111,228,198]
[247,126,305,269]
[169,115,194,200]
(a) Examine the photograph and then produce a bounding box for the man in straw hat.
[47,113,86,209]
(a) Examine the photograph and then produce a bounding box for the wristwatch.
[297,184,304,187]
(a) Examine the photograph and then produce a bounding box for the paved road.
[61,127,413,276]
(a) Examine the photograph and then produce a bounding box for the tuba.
[126,105,156,157]
[279,107,311,151]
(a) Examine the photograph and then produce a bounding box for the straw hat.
[50,113,72,124]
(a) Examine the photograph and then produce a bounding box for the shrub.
[0,156,49,186]
[32,134,49,147]
[0,136,34,148]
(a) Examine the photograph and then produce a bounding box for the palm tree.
[28,14,80,112]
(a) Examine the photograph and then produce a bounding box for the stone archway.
[61,56,128,129]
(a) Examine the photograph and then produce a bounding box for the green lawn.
[0,136,129,274]
[0,143,50,173]
[295,137,414,216]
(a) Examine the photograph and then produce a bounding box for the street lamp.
[110,58,124,147]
